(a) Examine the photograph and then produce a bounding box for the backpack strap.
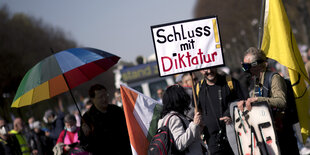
[165,114,187,130]
[226,75,234,91]
[263,71,277,97]
[62,129,67,142]
[195,79,204,96]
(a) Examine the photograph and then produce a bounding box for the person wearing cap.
[43,109,64,146]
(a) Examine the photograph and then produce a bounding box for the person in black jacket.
[197,68,244,155]
[0,117,17,155]
[43,109,64,146]
[27,121,52,155]
[79,84,132,155]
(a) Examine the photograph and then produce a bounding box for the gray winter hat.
[44,109,54,119]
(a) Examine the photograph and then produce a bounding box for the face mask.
[29,123,34,130]
[66,126,77,132]
[43,117,48,124]
[0,126,8,135]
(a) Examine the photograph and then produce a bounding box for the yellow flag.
[261,0,310,143]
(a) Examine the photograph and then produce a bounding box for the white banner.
[151,16,224,77]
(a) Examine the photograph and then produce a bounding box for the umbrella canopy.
[12,47,120,108]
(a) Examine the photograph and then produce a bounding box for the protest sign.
[151,16,224,77]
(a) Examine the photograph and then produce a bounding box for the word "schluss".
[156,24,211,44]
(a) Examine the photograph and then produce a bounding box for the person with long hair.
[157,85,206,155]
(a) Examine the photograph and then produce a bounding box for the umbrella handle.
[50,48,83,118]
[67,88,83,118]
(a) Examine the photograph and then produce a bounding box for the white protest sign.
[151,16,224,77]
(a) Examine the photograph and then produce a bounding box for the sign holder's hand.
[237,100,245,111]
[245,97,258,111]
[220,116,232,125]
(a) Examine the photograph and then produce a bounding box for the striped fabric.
[120,84,162,155]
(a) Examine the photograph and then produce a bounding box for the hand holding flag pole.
[190,72,199,113]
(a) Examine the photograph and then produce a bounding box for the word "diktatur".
[156,24,211,44]
[161,49,218,72]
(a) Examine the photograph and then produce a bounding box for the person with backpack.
[238,47,299,155]
[197,67,244,155]
[156,85,206,155]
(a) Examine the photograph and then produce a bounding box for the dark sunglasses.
[241,60,265,72]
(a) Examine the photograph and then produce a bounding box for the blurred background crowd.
[1,0,310,154]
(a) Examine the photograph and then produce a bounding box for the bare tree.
[0,6,78,121]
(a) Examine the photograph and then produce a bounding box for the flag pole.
[190,72,199,113]
[257,0,266,49]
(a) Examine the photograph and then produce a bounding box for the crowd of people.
[0,46,309,155]
[0,84,131,155]
[156,46,309,155]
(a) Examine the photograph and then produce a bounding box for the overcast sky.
[0,1,196,62]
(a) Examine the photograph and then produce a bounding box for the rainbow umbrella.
[11,47,120,110]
